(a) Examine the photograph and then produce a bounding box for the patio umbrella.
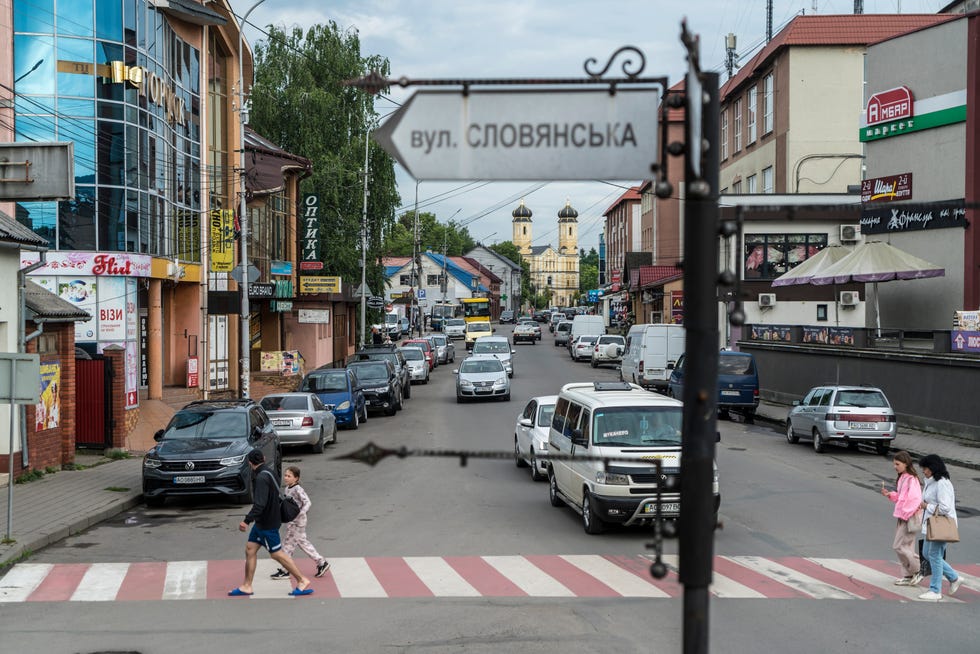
[771,244,851,287]
[809,240,945,333]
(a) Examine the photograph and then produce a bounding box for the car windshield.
[577,336,598,345]
[432,336,447,346]
[405,342,429,351]
[164,410,247,440]
[469,323,491,333]
[592,407,683,446]
[446,319,465,327]
[719,354,754,375]
[386,314,398,324]
[538,404,556,427]
[460,359,504,373]
[302,370,348,393]
[400,348,424,361]
[351,363,388,382]
[472,341,509,354]
[260,396,309,411]
[836,390,889,408]
[558,323,571,332]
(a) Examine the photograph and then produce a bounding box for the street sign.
[416,289,426,299]
[230,263,260,284]
[248,283,275,298]
[366,296,385,309]
[373,89,659,180]
[353,282,371,298]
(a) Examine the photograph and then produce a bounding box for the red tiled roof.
[382,256,411,267]
[603,186,642,216]
[638,265,682,288]
[720,14,958,99]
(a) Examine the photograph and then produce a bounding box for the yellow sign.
[210,210,235,272]
[56,60,187,126]
[299,276,342,294]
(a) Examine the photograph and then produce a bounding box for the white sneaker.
[948,578,962,596]
[894,577,912,586]
[917,591,942,601]
[908,573,923,586]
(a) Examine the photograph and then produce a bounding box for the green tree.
[579,263,598,294]
[490,241,531,304]
[249,23,400,303]
[384,211,475,256]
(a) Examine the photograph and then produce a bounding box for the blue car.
[667,350,759,423]
[299,366,367,430]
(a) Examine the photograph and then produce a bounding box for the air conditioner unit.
[839,290,860,306]
[758,293,776,308]
[840,224,862,242]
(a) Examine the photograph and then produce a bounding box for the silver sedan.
[514,395,557,481]
[259,392,337,453]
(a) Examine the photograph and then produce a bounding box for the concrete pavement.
[1,400,976,569]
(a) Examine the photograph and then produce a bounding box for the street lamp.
[237,0,266,398]
[470,275,479,298]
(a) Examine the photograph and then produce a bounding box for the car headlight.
[220,454,247,467]
[142,455,162,469]
[336,400,351,410]
[460,379,474,387]
[494,377,508,386]
[367,386,389,393]
[535,439,548,452]
[596,470,630,485]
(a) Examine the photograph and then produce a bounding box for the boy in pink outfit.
[270,466,329,580]
[880,451,923,586]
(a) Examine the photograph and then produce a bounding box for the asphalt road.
[4,324,979,654]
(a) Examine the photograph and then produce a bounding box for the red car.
[402,339,436,371]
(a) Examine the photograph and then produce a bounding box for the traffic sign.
[231,264,260,284]
[366,296,385,309]
[416,289,426,299]
[373,89,659,181]
[353,283,371,298]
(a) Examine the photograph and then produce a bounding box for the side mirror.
[666,362,675,370]
[154,429,165,442]
[792,400,801,406]
[511,350,516,355]
[452,369,459,375]
[571,428,587,446]
[519,418,533,428]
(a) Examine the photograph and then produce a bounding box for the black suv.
[351,344,411,399]
[348,360,403,416]
[142,399,281,506]
[499,310,515,324]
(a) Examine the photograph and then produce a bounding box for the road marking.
[729,556,859,600]
[330,557,387,598]
[404,556,481,597]
[562,555,668,597]
[0,563,51,602]
[483,555,575,597]
[163,560,207,600]
[70,562,129,602]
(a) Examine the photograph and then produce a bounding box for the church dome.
[512,199,532,222]
[557,200,578,221]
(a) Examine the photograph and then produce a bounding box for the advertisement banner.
[98,276,126,340]
[299,276,342,294]
[57,277,98,342]
[301,194,320,271]
[36,362,61,431]
[210,209,235,272]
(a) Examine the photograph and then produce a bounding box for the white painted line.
[730,556,859,600]
[483,555,574,597]
[249,559,294,599]
[809,558,964,603]
[330,557,387,598]
[71,563,129,601]
[0,563,53,602]
[562,555,671,597]
[163,560,208,600]
[652,555,765,598]
[405,556,480,597]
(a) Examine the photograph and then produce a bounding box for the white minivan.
[569,315,606,343]
[547,381,720,534]
[619,323,685,390]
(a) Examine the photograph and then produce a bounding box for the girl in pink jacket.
[880,450,923,585]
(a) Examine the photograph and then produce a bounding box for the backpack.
[261,469,302,523]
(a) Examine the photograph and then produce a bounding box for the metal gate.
[75,357,112,448]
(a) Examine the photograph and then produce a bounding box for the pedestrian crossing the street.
[1,555,977,603]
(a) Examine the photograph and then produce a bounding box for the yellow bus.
[460,297,491,324]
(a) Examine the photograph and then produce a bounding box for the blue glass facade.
[13,0,202,260]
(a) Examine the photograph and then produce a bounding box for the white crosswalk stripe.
[330,557,388,598]
[405,556,481,597]
[483,555,575,596]
[163,560,208,600]
[71,562,130,602]
[0,563,52,602]
[727,556,859,600]
[562,555,670,597]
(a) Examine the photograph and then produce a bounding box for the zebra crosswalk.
[0,555,977,603]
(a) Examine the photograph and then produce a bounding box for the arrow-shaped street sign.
[373,88,660,181]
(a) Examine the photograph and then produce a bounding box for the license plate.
[848,422,876,429]
[174,475,205,484]
[273,419,291,427]
[644,502,680,514]
[475,389,491,394]
[721,390,740,396]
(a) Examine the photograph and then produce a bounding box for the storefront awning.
[150,0,227,26]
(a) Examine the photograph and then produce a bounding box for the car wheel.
[350,409,360,430]
[331,424,338,444]
[456,394,464,404]
[548,469,564,507]
[238,476,254,504]
[876,441,890,456]
[404,382,411,399]
[386,401,397,416]
[145,495,166,508]
[582,491,605,535]
[590,359,598,368]
[744,409,755,425]
[530,451,545,482]
[361,404,369,423]
[396,390,404,411]
[719,408,731,421]
[312,427,325,454]
[813,428,826,453]
[515,437,528,468]
[786,420,799,444]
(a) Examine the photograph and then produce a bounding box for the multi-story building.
[602,187,641,293]
[512,200,581,308]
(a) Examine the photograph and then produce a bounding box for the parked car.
[142,399,281,507]
[514,395,557,481]
[570,334,599,361]
[569,315,606,343]
[470,335,515,377]
[499,310,515,324]
[620,324,686,390]
[260,392,337,453]
[533,309,550,322]
[352,344,412,399]
[454,356,510,402]
[668,351,759,423]
[512,322,538,344]
[591,334,626,368]
[348,359,403,416]
[553,321,573,346]
[518,319,542,340]
[464,321,493,350]
[443,318,467,339]
[786,385,897,454]
[399,346,430,384]
[430,333,455,364]
[299,366,367,429]
[403,338,436,371]
[398,316,411,337]
[549,311,564,333]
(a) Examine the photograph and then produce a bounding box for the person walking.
[270,466,330,581]
[916,454,963,601]
[880,450,922,586]
[228,449,313,597]
[371,326,383,345]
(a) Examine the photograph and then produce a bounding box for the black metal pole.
[679,71,720,654]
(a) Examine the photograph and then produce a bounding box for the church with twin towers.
[511,199,581,308]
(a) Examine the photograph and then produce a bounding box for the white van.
[547,381,720,534]
[619,323,685,390]
[569,315,606,342]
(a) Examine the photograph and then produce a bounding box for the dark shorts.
[248,525,282,553]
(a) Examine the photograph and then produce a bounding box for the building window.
[400,274,411,285]
[732,180,742,194]
[763,73,774,134]
[744,233,828,280]
[816,304,828,322]
[747,86,757,143]
[733,98,742,153]
[746,174,757,194]
[427,274,440,286]
[721,109,728,160]
[762,166,774,194]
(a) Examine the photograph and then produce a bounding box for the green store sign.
[859,89,966,142]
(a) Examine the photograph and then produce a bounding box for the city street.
[2,324,978,653]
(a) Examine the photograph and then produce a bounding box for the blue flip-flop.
[228,588,253,597]
[288,587,314,596]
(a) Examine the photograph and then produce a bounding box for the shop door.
[75,357,112,448]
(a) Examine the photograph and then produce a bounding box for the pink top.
[887,472,922,521]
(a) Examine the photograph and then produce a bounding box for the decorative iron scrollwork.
[584,46,646,80]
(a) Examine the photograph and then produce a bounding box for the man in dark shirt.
[228,449,313,597]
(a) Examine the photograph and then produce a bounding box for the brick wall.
[103,346,133,451]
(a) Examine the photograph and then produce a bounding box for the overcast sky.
[231,0,949,252]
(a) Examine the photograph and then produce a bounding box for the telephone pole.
[359,99,370,348]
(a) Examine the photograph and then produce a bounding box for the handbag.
[906,509,923,534]
[926,511,959,543]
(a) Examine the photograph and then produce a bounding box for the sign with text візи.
[300,194,323,271]
[210,209,235,272]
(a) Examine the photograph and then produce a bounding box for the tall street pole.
[237,0,266,398]
[412,181,420,337]
[359,98,370,348]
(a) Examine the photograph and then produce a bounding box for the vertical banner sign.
[210,209,234,272]
[301,194,321,272]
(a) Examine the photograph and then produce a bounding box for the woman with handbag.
[880,451,923,586]
[916,454,962,601]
